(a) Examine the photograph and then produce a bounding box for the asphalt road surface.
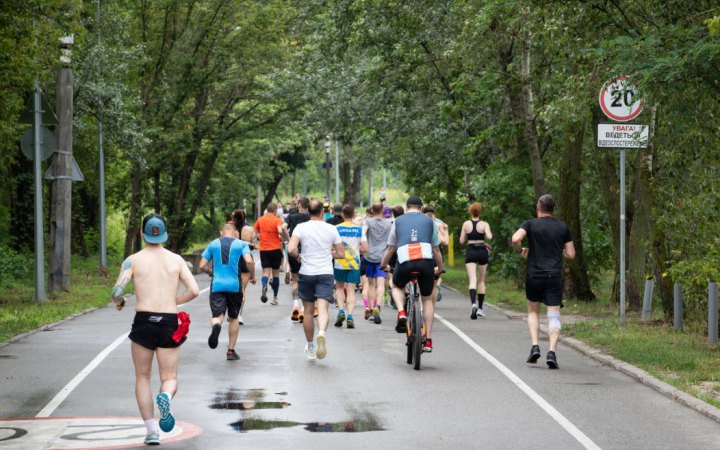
[1,260,719,449]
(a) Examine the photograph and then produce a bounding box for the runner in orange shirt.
[254,203,288,305]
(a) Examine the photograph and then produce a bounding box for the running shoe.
[477,308,486,318]
[299,311,304,323]
[373,307,382,324]
[437,286,443,302]
[238,315,244,325]
[334,311,346,327]
[271,297,279,306]
[316,334,327,359]
[144,432,160,446]
[285,272,291,285]
[527,345,541,364]
[547,351,559,369]
[367,314,374,322]
[395,311,407,333]
[208,323,221,349]
[261,286,268,303]
[156,393,175,432]
[364,308,370,320]
[313,308,318,318]
[291,307,300,321]
[423,338,433,353]
[471,303,478,320]
[347,317,355,328]
[304,342,317,360]
[226,349,240,360]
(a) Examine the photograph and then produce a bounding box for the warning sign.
[597,124,649,148]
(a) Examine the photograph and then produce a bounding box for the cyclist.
[459,202,493,319]
[381,196,444,353]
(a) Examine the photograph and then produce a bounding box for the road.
[1,260,719,449]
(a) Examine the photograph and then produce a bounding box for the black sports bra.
[467,220,485,241]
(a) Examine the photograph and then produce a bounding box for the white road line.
[36,285,211,418]
[435,313,602,450]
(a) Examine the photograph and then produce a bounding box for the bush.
[0,246,32,285]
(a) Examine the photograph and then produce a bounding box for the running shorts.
[129,312,185,350]
[239,254,253,274]
[289,255,302,274]
[392,259,435,297]
[360,257,367,277]
[260,249,283,270]
[465,244,489,265]
[334,268,361,284]
[526,272,563,307]
[297,273,335,302]
[365,262,386,279]
[210,291,243,318]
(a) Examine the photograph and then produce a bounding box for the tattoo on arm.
[112,259,132,298]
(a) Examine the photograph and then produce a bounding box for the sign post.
[598,76,646,325]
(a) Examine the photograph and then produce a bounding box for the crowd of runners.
[110,192,574,446]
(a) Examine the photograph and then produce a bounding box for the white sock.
[145,418,159,434]
[318,330,326,337]
[293,299,300,308]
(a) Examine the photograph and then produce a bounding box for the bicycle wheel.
[412,290,422,370]
[406,284,414,365]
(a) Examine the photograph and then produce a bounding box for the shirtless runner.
[111,214,200,446]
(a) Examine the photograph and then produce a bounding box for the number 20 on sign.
[599,76,643,122]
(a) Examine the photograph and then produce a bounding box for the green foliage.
[0,246,32,285]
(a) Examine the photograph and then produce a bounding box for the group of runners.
[110,193,574,446]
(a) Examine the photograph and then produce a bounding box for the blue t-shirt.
[202,237,251,293]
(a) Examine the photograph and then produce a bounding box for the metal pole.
[334,140,339,204]
[709,282,718,345]
[620,148,626,325]
[368,167,373,205]
[383,168,387,190]
[641,279,653,320]
[97,0,106,269]
[673,283,683,331]
[33,78,47,302]
[325,135,331,200]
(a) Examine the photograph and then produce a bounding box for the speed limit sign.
[599,76,643,122]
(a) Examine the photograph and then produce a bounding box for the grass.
[442,263,720,409]
[0,255,121,343]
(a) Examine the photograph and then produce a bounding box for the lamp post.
[325,134,331,200]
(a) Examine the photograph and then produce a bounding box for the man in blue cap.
[111,213,200,445]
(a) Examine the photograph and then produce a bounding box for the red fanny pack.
[171,312,191,344]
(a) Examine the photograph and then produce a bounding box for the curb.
[0,305,108,350]
[441,284,720,424]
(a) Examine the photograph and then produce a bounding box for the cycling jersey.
[387,211,439,264]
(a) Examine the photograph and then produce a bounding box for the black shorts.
[289,255,302,274]
[260,249,283,270]
[129,312,184,350]
[392,259,435,297]
[465,244,489,265]
[389,253,398,269]
[297,273,335,302]
[210,291,243,318]
[240,255,249,274]
[526,273,563,307]
[360,257,367,277]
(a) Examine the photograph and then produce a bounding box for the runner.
[231,209,257,325]
[254,203,288,305]
[459,202,493,319]
[422,204,449,304]
[358,207,372,318]
[111,214,200,445]
[287,199,345,360]
[199,223,255,360]
[381,196,444,353]
[322,198,334,222]
[511,194,575,369]
[283,196,310,322]
[363,203,392,324]
[386,205,405,309]
[333,205,368,329]
[326,203,344,225]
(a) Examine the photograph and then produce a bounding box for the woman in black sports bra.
[459,202,493,320]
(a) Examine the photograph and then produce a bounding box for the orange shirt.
[254,214,283,251]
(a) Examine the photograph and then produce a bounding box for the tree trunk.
[557,124,595,301]
[520,28,546,198]
[124,161,142,258]
[351,163,362,206]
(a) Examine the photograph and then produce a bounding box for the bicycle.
[405,271,424,370]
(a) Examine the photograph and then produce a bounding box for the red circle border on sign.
[599,76,644,122]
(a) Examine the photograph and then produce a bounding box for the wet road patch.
[229,412,384,433]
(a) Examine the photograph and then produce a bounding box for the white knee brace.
[548,311,561,330]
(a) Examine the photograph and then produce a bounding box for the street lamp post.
[325,134,331,200]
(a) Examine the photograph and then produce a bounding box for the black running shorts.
[526,273,563,307]
[465,244,489,265]
[129,312,184,350]
[210,291,243,318]
[260,249,283,270]
[360,256,367,277]
[289,255,302,274]
[392,259,435,297]
[239,254,252,274]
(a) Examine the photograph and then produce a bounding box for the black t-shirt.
[286,212,310,236]
[520,217,572,276]
[326,215,343,226]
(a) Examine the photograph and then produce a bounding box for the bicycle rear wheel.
[406,304,413,365]
[412,292,422,370]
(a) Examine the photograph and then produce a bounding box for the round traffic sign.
[20,127,56,161]
[599,76,643,122]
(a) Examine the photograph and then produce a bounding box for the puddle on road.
[210,388,290,411]
[0,355,17,359]
[210,401,291,411]
[229,414,385,433]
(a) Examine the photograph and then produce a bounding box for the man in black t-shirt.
[284,197,311,322]
[512,194,575,369]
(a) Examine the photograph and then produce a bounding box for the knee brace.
[548,311,561,330]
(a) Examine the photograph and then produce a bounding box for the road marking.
[435,313,602,450]
[36,286,211,418]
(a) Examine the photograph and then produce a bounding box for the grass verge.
[0,255,120,343]
[442,264,720,409]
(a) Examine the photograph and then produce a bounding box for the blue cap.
[143,214,168,244]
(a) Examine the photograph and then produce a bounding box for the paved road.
[1,260,719,449]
